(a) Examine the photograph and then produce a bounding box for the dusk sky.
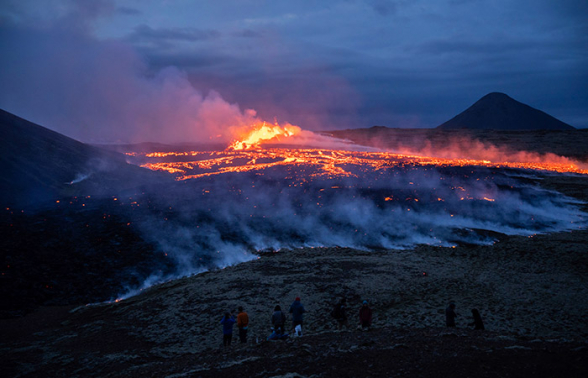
[1,0,587,143]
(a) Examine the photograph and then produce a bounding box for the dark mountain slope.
[437,92,575,130]
[0,109,161,207]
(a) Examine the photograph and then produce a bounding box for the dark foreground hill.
[0,109,162,207]
[437,92,575,130]
[0,110,177,315]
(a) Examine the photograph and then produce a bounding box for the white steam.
[126,163,586,286]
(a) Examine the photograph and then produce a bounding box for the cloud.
[128,24,220,43]
[116,6,141,16]
[1,0,587,133]
[368,0,399,16]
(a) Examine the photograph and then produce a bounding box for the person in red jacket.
[359,300,373,331]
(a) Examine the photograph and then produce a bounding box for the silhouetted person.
[359,300,373,331]
[468,308,484,330]
[289,297,306,335]
[237,306,249,343]
[271,305,286,335]
[445,302,457,327]
[220,312,236,347]
[332,298,349,330]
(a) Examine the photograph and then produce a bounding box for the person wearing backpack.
[271,305,287,335]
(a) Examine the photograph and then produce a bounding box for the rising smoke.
[0,1,276,144]
[113,159,586,299]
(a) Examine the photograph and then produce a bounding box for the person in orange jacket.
[237,306,249,343]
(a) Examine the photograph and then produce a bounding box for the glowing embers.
[135,148,588,182]
[229,121,301,150]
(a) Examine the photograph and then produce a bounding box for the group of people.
[220,306,250,347]
[219,297,307,347]
[269,296,306,340]
[220,298,484,346]
[330,297,374,331]
[445,302,485,330]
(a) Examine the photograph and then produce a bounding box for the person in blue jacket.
[220,312,236,347]
[271,305,286,335]
[289,296,306,335]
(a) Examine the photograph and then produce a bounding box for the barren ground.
[2,174,587,377]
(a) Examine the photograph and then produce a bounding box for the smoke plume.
[0,2,273,144]
[112,157,585,299]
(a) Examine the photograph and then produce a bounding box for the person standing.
[445,302,457,328]
[332,298,349,330]
[220,312,236,347]
[468,308,485,330]
[271,305,286,335]
[289,297,306,336]
[359,300,373,331]
[237,306,249,343]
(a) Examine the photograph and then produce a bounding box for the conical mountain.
[437,92,575,130]
[0,109,161,207]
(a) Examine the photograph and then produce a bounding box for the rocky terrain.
[2,203,588,376]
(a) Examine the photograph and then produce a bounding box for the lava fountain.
[228,121,301,150]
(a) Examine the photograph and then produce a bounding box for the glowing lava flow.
[132,148,588,181]
[228,121,301,150]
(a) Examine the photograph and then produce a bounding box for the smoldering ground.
[115,158,586,298]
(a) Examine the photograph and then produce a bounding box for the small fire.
[229,121,301,150]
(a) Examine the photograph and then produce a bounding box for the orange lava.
[133,148,588,181]
[228,121,301,150]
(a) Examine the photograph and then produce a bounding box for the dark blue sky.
[1,0,587,143]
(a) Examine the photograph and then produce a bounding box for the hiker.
[220,312,236,347]
[271,305,287,335]
[332,298,349,330]
[237,306,249,343]
[445,302,457,327]
[359,300,373,331]
[468,308,485,330]
[289,296,306,336]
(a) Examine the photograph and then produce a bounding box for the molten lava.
[228,121,301,150]
[131,148,588,182]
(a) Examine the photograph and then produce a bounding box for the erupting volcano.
[3,0,588,374]
[114,120,587,280]
[2,106,587,304]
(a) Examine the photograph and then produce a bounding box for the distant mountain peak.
[437,93,575,130]
[481,92,510,99]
